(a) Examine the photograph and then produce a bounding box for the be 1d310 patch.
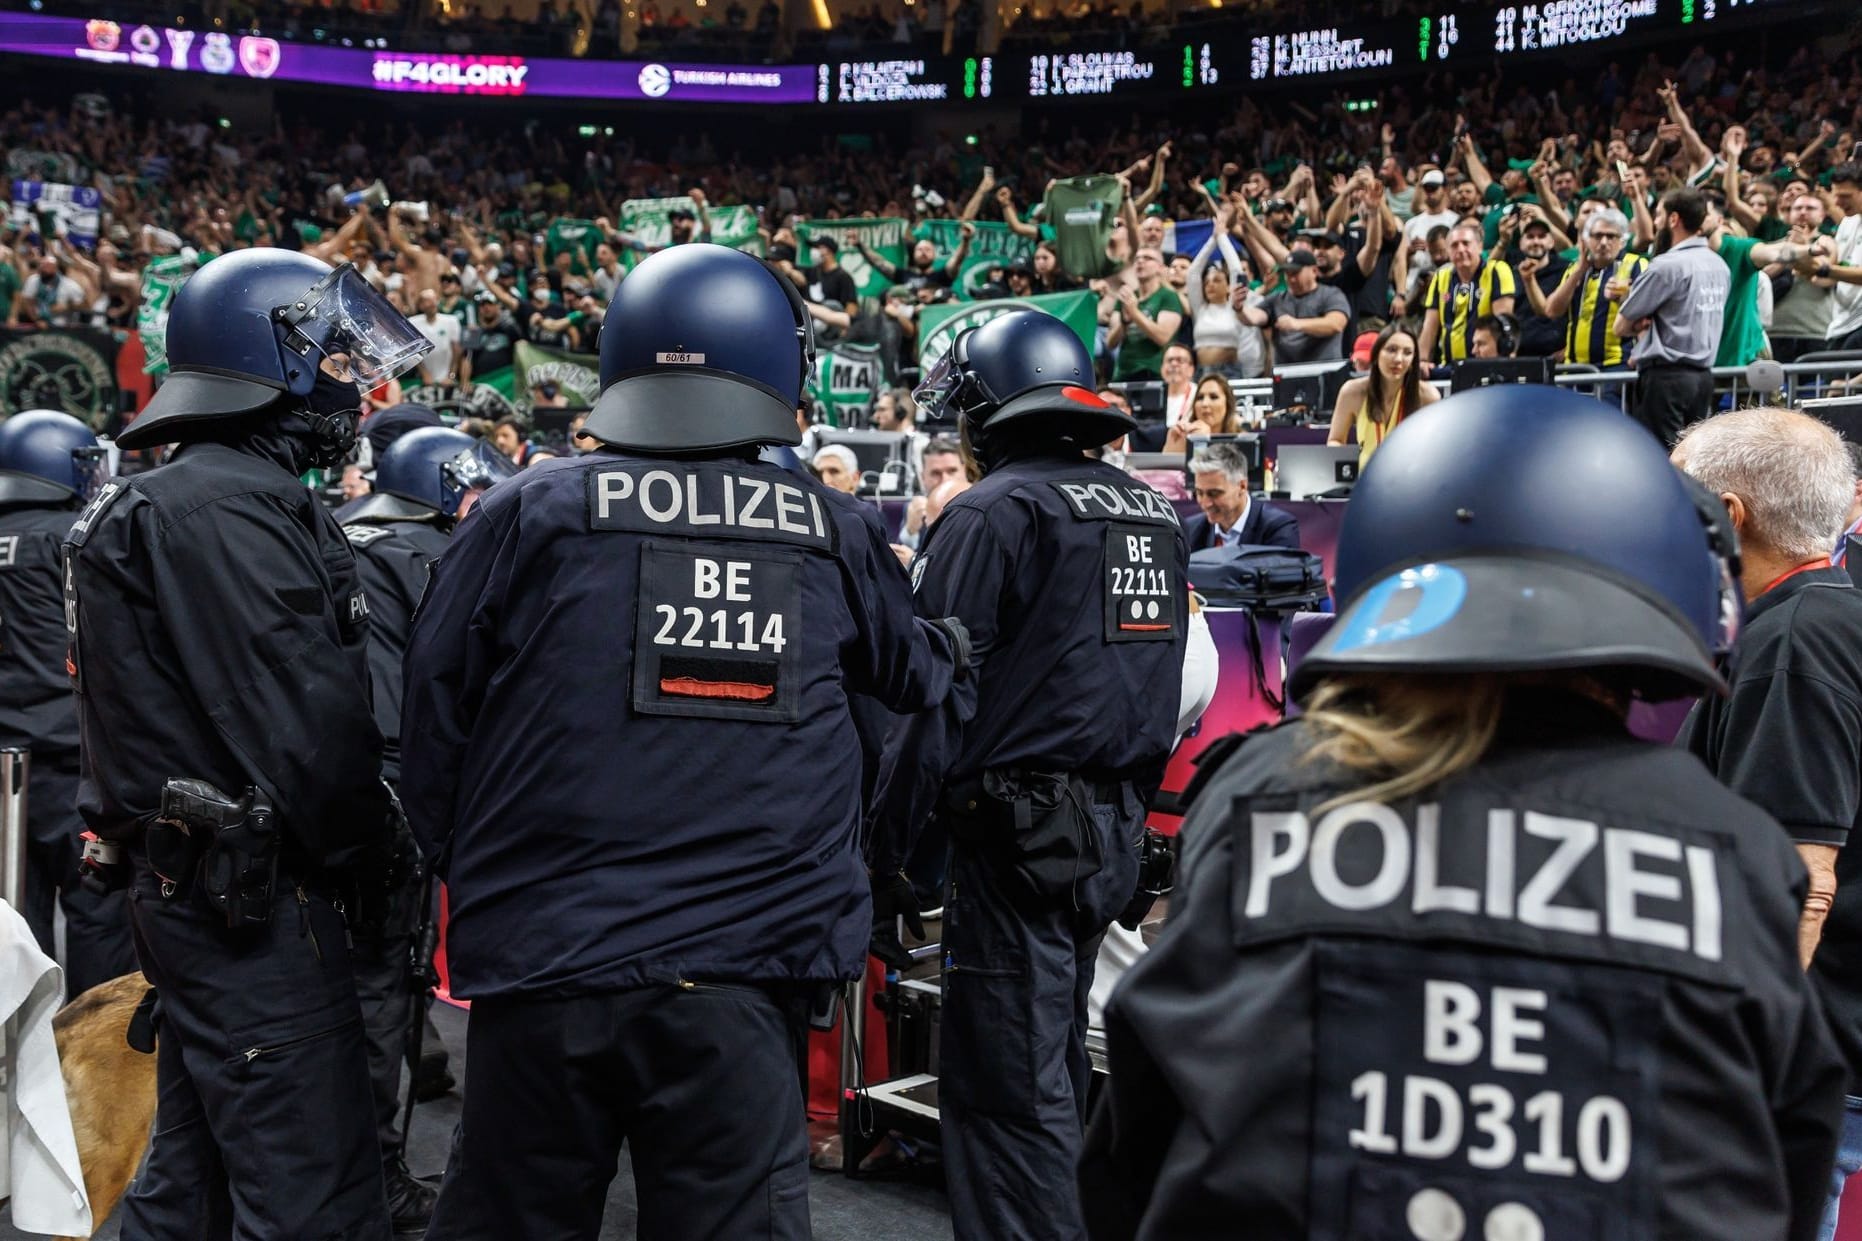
[632,540,802,723]
[1103,523,1179,643]
[1308,941,1658,1241]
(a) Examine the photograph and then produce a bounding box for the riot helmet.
[340,426,516,526]
[0,409,107,506]
[1291,387,1741,703]
[913,310,1132,465]
[116,248,431,457]
[582,247,812,453]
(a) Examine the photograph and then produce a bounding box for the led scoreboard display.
[0,0,1823,104]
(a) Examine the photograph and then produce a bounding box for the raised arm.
[959,167,996,224]
[1657,80,1715,176]
[999,186,1040,240]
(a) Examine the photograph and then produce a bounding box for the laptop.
[1274,444,1360,499]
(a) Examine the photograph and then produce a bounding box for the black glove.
[869,869,926,974]
[929,615,973,681]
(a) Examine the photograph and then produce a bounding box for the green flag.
[617,198,763,271]
[807,342,885,428]
[916,289,1099,368]
[795,218,908,303]
[545,218,602,269]
[914,220,1036,300]
[137,253,204,377]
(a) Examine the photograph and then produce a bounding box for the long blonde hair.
[1301,674,1509,810]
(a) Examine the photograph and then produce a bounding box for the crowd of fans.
[5,27,1862,468]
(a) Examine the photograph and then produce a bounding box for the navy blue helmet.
[914,310,1133,452]
[582,246,812,452]
[341,427,516,525]
[1291,387,1740,702]
[0,409,106,506]
[117,248,432,450]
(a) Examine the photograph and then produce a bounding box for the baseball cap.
[1521,216,1554,234]
[1420,170,1446,188]
[809,234,840,254]
[1283,251,1319,269]
[1264,198,1294,213]
[1351,331,1377,368]
[668,207,697,221]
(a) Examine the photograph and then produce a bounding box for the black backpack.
[1187,543,1329,613]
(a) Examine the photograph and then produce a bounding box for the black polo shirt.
[1680,565,1862,1083]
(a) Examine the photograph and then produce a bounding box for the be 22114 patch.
[1103,523,1179,643]
[1308,941,1658,1241]
[632,540,802,723]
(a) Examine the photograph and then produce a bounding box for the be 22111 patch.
[632,540,802,723]
[1103,523,1179,643]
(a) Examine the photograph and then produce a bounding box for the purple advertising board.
[0,12,818,102]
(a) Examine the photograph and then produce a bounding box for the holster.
[154,779,278,928]
[941,767,1107,901]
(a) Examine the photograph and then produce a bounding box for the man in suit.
[1184,440,1300,550]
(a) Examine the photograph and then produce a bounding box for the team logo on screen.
[239,36,281,78]
[83,20,120,51]
[200,32,235,73]
[638,63,672,97]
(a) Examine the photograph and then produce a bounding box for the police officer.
[1081,388,1844,1240]
[0,409,134,996]
[66,247,432,1237]
[337,425,514,1233]
[867,310,1189,1241]
[401,245,966,1241]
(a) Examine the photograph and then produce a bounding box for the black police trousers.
[119,860,392,1240]
[940,786,1143,1241]
[1632,362,1715,447]
[20,759,135,998]
[425,983,812,1241]
[350,864,423,1161]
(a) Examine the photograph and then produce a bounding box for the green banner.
[807,342,884,428]
[916,288,1099,367]
[915,220,1037,301]
[137,253,204,377]
[402,341,600,422]
[795,218,908,303]
[513,340,601,407]
[617,198,763,270]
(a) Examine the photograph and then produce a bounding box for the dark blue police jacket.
[401,450,958,999]
[867,452,1190,873]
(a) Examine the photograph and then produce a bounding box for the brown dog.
[50,972,156,1241]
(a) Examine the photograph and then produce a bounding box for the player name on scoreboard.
[836,59,950,103]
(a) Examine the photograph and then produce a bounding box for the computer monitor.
[1271,361,1352,417]
[1274,444,1361,499]
[812,428,913,496]
[1187,433,1265,491]
[1801,397,1862,445]
[1450,356,1555,393]
[1114,380,1168,422]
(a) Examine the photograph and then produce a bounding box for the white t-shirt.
[1830,216,1862,341]
[414,313,463,383]
[1402,208,1459,248]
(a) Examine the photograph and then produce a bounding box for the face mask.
[303,369,363,470]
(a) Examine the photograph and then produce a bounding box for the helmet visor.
[72,444,109,501]
[443,439,519,496]
[911,349,967,427]
[283,265,433,386]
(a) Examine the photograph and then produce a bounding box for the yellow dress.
[1353,389,1405,470]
